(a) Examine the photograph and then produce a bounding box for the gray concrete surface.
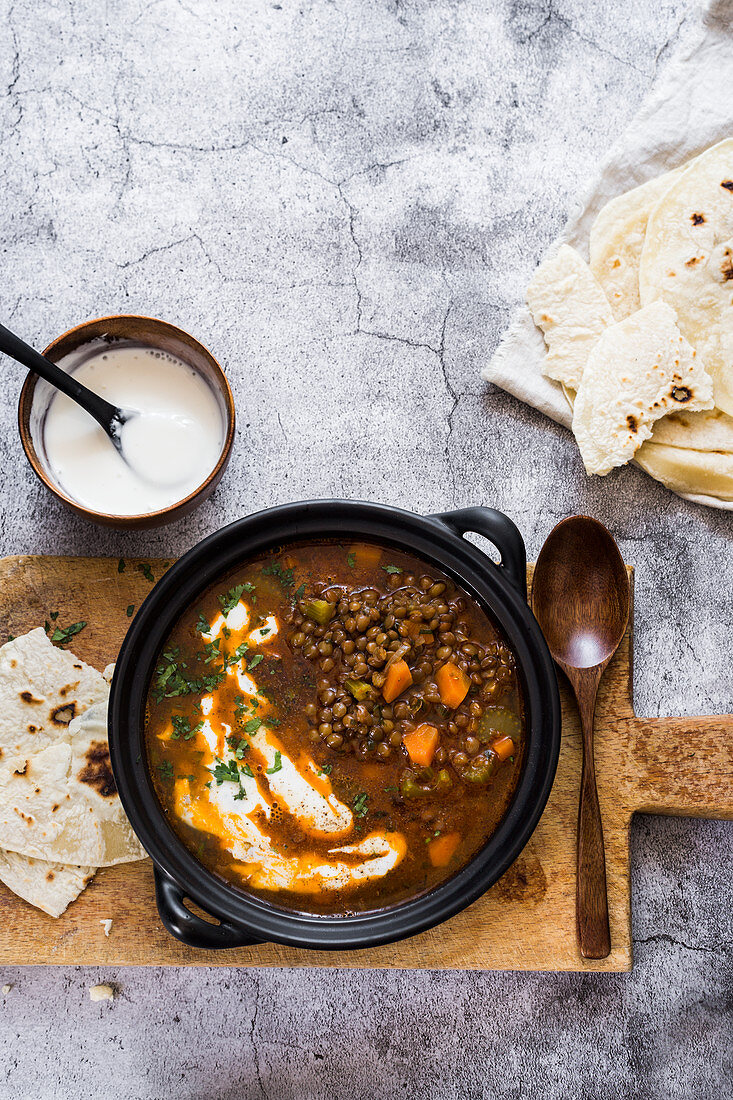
[0,0,731,1096]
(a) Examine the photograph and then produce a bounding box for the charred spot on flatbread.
[77,741,117,799]
[720,250,733,282]
[690,212,706,224]
[721,180,733,191]
[685,256,702,267]
[59,681,80,698]
[20,691,43,705]
[626,415,638,433]
[671,386,693,403]
[14,762,27,776]
[46,871,55,882]
[50,703,77,726]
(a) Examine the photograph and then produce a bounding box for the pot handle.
[429,508,527,599]
[154,867,264,951]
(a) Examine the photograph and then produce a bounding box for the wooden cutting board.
[0,555,730,971]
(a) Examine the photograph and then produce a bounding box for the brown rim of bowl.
[18,314,236,530]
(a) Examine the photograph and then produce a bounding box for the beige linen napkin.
[482,0,733,510]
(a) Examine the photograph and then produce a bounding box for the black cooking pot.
[109,500,561,952]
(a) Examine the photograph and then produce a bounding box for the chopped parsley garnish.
[171,715,203,741]
[262,561,294,590]
[266,750,283,775]
[195,612,210,634]
[117,558,126,573]
[226,734,249,759]
[352,792,369,817]
[218,582,255,616]
[200,671,226,693]
[243,717,262,734]
[242,763,254,778]
[152,648,224,701]
[347,552,356,569]
[157,760,174,780]
[319,764,332,776]
[50,611,59,621]
[248,654,264,670]
[49,621,87,647]
[126,604,135,618]
[153,649,190,699]
[212,758,241,785]
[293,582,306,603]
[226,642,249,667]
[139,563,154,582]
[382,564,402,575]
[203,638,221,664]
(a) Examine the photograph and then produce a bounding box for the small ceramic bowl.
[18,315,235,529]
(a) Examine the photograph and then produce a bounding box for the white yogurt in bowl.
[40,343,226,516]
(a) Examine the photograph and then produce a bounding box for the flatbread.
[0,848,94,918]
[589,166,686,319]
[526,244,614,390]
[639,138,733,416]
[635,439,733,502]
[0,700,147,866]
[0,628,108,773]
[573,301,715,475]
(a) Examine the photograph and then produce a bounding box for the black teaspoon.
[0,322,136,456]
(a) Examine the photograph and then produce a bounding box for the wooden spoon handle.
[574,669,611,959]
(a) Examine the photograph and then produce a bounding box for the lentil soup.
[145,541,525,913]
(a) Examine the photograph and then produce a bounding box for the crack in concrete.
[336,179,457,496]
[635,932,730,955]
[336,181,364,332]
[438,302,458,499]
[6,4,23,142]
[339,156,414,185]
[518,1,649,76]
[115,234,201,269]
[249,973,266,1099]
[276,410,289,448]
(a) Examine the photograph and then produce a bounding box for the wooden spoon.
[532,516,630,959]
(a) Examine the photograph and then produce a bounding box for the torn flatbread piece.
[573,301,715,476]
[0,848,95,918]
[0,700,147,866]
[526,244,614,390]
[589,166,686,320]
[0,628,108,774]
[639,138,733,416]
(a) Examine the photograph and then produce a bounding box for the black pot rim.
[109,499,561,951]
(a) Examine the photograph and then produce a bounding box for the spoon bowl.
[532,516,630,671]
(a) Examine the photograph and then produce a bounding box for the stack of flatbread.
[0,628,146,917]
[521,139,733,500]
